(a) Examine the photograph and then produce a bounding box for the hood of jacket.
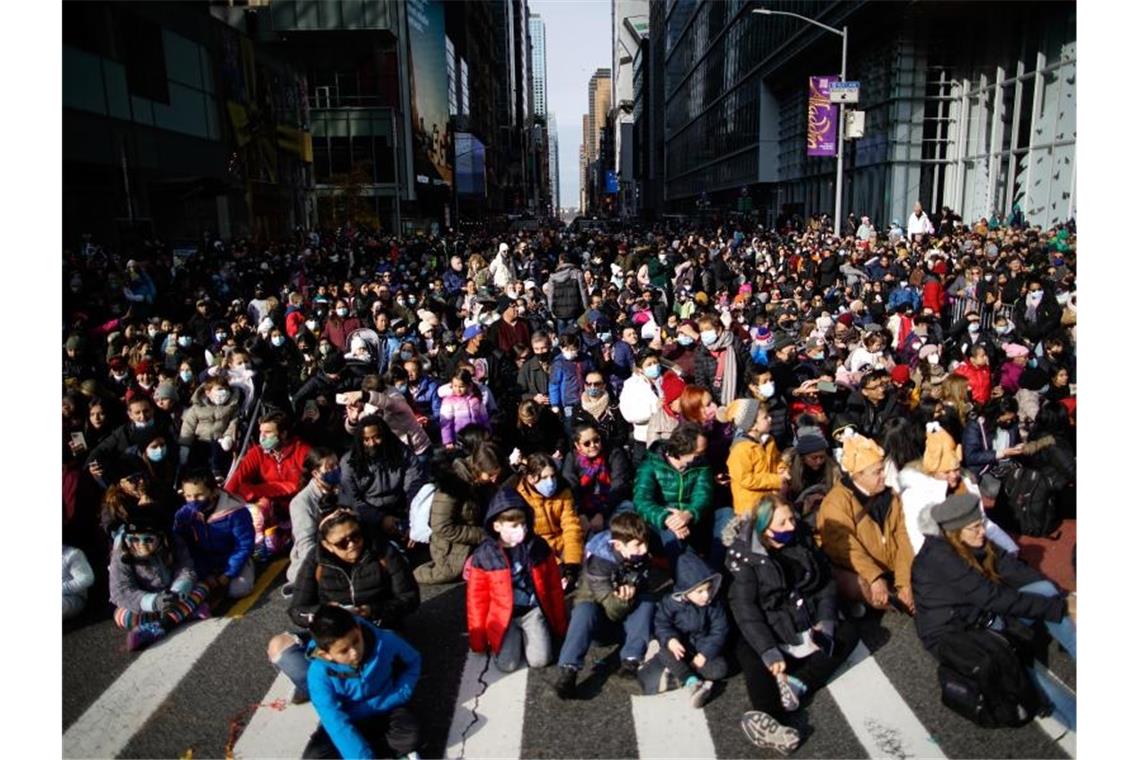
[670,551,722,601]
[435,456,477,499]
[550,264,580,283]
[585,530,619,565]
[483,485,536,534]
[190,383,240,411]
[721,511,767,554]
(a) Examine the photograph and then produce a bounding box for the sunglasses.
[125,533,159,546]
[578,437,602,446]
[328,530,362,550]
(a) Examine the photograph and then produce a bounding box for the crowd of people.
[63,202,1077,757]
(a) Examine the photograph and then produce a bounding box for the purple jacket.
[999,361,1025,395]
[439,393,490,446]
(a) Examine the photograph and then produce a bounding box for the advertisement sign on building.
[455,133,487,197]
[406,0,452,186]
[807,75,839,157]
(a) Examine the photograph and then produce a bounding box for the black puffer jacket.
[288,537,420,629]
[911,532,1064,654]
[724,515,837,663]
[655,553,729,659]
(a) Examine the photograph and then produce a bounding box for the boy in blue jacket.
[640,552,729,707]
[305,604,422,759]
[549,331,594,434]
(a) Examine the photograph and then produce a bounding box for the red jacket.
[284,309,307,338]
[922,280,944,315]
[466,537,569,654]
[954,361,992,405]
[225,438,311,509]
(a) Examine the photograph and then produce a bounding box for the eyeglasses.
[329,530,362,550]
[125,533,159,546]
[578,437,602,447]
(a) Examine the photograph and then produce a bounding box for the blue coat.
[549,355,594,408]
[172,491,255,579]
[306,618,421,760]
[654,553,729,660]
[962,417,1022,475]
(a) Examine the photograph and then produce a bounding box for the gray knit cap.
[931,493,984,532]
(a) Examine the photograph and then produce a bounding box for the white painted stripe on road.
[1032,663,1076,758]
[231,672,320,760]
[630,687,717,759]
[445,651,527,759]
[63,618,232,759]
[827,641,947,760]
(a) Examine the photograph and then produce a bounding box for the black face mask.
[534,351,551,363]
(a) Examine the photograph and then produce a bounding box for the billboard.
[455,132,486,197]
[807,75,839,157]
[406,0,452,186]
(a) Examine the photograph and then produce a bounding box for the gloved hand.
[561,563,581,591]
[219,435,234,452]
[157,591,180,613]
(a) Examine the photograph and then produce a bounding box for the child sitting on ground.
[640,552,729,708]
[109,508,211,651]
[466,489,569,673]
[305,604,422,760]
[553,511,666,699]
[63,545,96,621]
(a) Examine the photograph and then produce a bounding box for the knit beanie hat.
[154,381,179,402]
[931,493,983,532]
[717,398,762,433]
[890,365,911,385]
[923,423,961,473]
[840,434,884,474]
[794,425,829,455]
[661,372,686,408]
[1003,343,1029,359]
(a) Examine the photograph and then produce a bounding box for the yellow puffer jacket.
[512,477,585,566]
[726,435,784,515]
[817,479,915,589]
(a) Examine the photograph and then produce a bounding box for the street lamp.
[753,7,848,237]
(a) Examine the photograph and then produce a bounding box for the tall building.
[611,0,648,216]
[653,0,1076,229]
[583,68,611,213]
[529,13,547,116]
[547,112,560,210]
[579,119,589,213]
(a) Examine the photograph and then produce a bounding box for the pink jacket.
[439,393,490,446]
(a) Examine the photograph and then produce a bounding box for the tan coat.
[514,478,584,565]
[817,480,915,589]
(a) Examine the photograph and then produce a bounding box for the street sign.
[844,110,866,139]
[830,80,860,103]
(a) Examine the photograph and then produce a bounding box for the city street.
[64,557,1075,760]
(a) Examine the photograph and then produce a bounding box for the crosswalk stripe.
[630,688,717,759]
[62,618,231,759]
[445,651,528,759]
[226,558,289,619]
[826,641,947,759]
[230,672,320,759]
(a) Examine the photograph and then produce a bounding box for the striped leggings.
[113,583,210,630]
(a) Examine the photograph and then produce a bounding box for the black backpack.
[1000,464,1060,537]
[936,628,1041,728]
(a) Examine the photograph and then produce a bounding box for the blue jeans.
[272,638,311,701]
[1018,580,1076,730]
[556,599,655,671]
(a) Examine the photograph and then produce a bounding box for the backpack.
[936,627,1041,728]
[408,483,436,543]
[1000,464,1059,537]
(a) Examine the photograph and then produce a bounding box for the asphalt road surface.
[63,556,1076,759]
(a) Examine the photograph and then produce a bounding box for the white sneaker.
[741,710,800,755]
[777,675,800,712]
[688,679,714,708]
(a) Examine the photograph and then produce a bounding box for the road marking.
[827,641,947,760]
[227,557,289,619]
[231,672,320,760]
[1033,663,1076,758]
[630,687,717,759]
[63,618,231,759]
[445,652,527,759]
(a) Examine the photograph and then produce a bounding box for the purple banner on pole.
[807,75,839,157]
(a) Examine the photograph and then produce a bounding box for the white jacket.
[907,212,934,238]
[488,253,516,289]
[896,465,1018,555]
[63,545,95,597]
[618,372,661,443]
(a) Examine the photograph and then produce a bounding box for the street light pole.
[753,7,848,236]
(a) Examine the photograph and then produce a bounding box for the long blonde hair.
[940,375,972,424]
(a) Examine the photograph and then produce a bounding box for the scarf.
[580,389,611,421]
[575,453,612,517]
[707,330,740,404]
[840,474,894,530]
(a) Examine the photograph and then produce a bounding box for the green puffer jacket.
[632,443,715,529]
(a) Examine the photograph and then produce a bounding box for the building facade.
[612,0,649,217]
[654,0,1076,229]
[582,68,612,214]
[547,112,560,211]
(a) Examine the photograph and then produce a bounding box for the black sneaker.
[618,658,641,679]
[280,583,294,599]
[554,666,577,699]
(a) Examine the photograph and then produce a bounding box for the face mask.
[395,383,408,394]
[408,297,417,306]
[184,498,207,512]
[396,299,407,307]
[562,349,578,361]
[767,528,796,545]
[678,334,694,346]
[598,332,612,343]
[1027,291,1044,305]
[758,382,776,399]
[535,350,551,363]
[209,389,231,405]
[260,434,280,451]
[305,320,319,332]
[499,523,527,547]
[232,363,249,373]
[658,254,668,262]
[177,336,192,347]
[320,467,342,486]
[148,327,159,338]
[644,364,661,379]
[536,477,559,498]
[336,308,348,317]
[700,329,718,347]
[967,323,980,334]
[271,335,286,347]
[319,344,333,355]
[586,386,604,398]
[215,333,226,343]
[146,447,166,463]
[400,350,413,361]
[180,370,193,383]
[996,324,1012,335]
[133,419,153,429]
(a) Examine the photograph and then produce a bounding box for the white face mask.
[305,320,318,331]
[758,382,776,399]
[562,349,578,361]
[498,523,527,547]
[926,353,940,365]
[209,389,231,405]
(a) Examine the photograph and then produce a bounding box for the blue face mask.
[677,334,695,347]
[184,498,207,512]
[644,364,661,379]
[400,350,413,361]
[598,332,612,343]
[395,383,408,394]
[768,528,796,545]
[179,370,193,383]
[271,336,286,347]
[536,477,558,498]
[146,447,166,463]
[700,330,718,347]
[177,336,192,347]
[320,467,342,486]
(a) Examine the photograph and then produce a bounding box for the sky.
[530,0,612,212]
